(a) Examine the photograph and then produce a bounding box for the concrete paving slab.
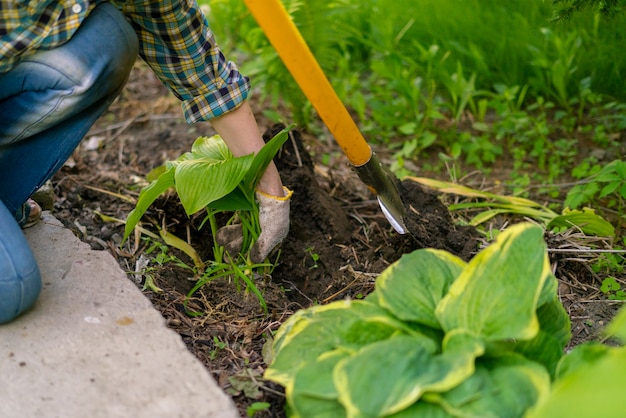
[0,212,239,418]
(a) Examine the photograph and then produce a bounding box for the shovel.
[243,0,408,234]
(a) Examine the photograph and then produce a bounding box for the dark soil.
[49,63,623,417]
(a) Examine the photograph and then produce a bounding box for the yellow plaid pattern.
[0,0,250,121]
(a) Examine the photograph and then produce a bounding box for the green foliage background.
[202,0,626,112]
[199,0,626,232]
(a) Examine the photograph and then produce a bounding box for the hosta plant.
[264,223,571,417]
[123,125,293,311]
[528,304,626,418]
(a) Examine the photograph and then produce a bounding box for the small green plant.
[247,402,271,417]
[209,336,228,361]
[600,277,626,300]
[123,125,294,312]
[304,246,320,270]
[529,28,582,108]
[565,159,626,214]
[264,223,571,417]
[592,250,625,277]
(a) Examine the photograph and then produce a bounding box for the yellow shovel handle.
[243,0,372,166]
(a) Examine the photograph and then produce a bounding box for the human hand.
[216,187,292,263]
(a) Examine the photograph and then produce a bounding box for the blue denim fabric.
[0,200,41,324]
[0,3,138,323]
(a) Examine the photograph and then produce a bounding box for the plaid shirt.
[0,0,250,122]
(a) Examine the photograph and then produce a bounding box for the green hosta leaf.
[209,187,254,212]
[376,249,466,328]
[288,396,345,418]
[172,151,195,164]
[555,342,613,380]
[175,155,254,215]
[334,330,484,417]
[436,223,549,341]
[537,273,558,308]
[123,166,175,241]
[244,124,294,190]
[388,401,450,418]
[266,300,425,388]
[428,329,485,392]
[146,164,168,182]
[607,306,626,342]
[429,354,550,418]
[528,348,626,418]
[287,350,349,418]
[334,335,438,417]
[547,208,615,237]
[271,299,414,358]
[514,295,571,378]
[190,135,232,161]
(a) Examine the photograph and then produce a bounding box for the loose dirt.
[49,64,622,417]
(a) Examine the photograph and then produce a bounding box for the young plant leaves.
[175,155,254,215]
[190,134,232,161]
[243,124,294,191]
[123,167,175,241]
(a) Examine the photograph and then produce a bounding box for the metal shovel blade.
[354,154,408,234]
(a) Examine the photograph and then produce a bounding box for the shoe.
[16,199,42,229]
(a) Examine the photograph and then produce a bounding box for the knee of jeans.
[53,4,138,100]
[0,249,42,324]
[0,203,42,324]
[95,3,139,95]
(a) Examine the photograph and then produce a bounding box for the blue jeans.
[0,3,138,323]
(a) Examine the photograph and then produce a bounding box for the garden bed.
[50,64,622,417]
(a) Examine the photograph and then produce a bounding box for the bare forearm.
[210,101,285,197]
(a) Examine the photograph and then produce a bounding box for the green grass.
[205,0,626,101]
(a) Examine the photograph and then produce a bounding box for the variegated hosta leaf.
[514,293,571,378]
[265,300,429,388]
[436,223,550,341]
[376,249,466,329]
[528,347,626,418]
[387,401,451,418]
[334,330,484,417]
[607,305,626,342]
[287,350,350,418]
[427,354,550,418]
[547,208,615,237]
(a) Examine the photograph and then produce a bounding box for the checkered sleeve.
[113,0,250,123]
[0,0,92,73]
